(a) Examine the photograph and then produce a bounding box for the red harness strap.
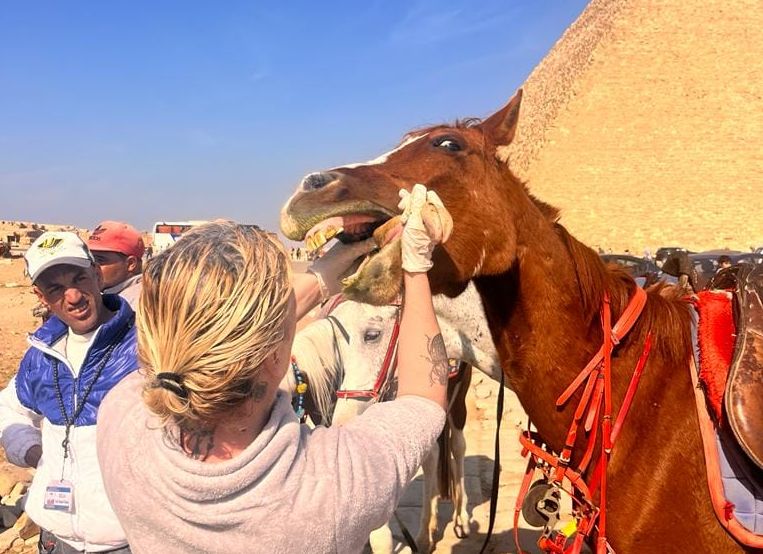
[514,287,652,554]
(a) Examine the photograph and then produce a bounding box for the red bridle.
[514,286,652,554]
[334,304,401,400]
[330,299,462,401]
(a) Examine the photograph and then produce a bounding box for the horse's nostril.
[301,172,334,191]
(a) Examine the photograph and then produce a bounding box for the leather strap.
[479,369,505,554]
[392,510,419,552]
[513,287,650,554]
[556,287,647,407]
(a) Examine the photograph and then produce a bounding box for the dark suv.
[600,254,673,287]
[654,247,692,268]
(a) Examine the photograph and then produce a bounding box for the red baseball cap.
[87,221,145,258]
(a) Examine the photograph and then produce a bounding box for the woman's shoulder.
[97,371,151,461]
[100,370,145,422]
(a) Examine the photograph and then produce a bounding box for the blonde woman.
[97,185,450,554]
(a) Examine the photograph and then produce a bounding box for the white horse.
[287,282,500,553]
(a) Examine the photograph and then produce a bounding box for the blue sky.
[0,0,588,238]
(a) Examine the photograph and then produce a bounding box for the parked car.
[734,253,763,265]
[688,250,746,290]
[654,246,693,268]
[600,254,673,287]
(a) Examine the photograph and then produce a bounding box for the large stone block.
[12,513,38,541]
[0,528,17,553]
[0,465,32,499]
[0,484,27,508]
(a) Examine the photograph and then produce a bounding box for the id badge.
[44,480,74,512]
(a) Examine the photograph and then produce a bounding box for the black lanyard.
[52,320,132,463]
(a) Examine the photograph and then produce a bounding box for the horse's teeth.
[306,225,343,253]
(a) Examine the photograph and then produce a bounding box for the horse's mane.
[291,321,342,424]
[404,118,484,140]
[528,189,561,222]
[554,223,693,366]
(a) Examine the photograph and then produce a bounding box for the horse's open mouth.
[305,213,392,253]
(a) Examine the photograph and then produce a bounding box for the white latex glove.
[398,184,453,273]
[308,238,376,300]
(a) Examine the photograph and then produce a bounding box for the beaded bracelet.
[291,356,308,423]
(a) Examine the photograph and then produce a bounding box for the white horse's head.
[290,282,501,425]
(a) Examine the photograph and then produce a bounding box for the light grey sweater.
[97,372,445,554]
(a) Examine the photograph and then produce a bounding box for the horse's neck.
[433,285,502,380]
[473,219,623,448]
[291,322,343,422]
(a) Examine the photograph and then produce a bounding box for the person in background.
[0,231,137,553]
[97,186,451,553]
[87,221,145,309]
[717,254,732,271]
[663,250,698,294]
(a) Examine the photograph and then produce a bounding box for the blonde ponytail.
[138,221,292,429]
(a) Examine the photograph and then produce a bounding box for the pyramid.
[504,0,763,254]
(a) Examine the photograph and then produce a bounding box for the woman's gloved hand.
[398,184,453,273]
[307,238,376,300]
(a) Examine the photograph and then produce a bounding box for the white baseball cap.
[25,231,95,283]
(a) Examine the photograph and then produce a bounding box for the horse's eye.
[433,137,462,152]
[363,329,382,343]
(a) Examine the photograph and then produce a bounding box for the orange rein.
[514,286,652,554]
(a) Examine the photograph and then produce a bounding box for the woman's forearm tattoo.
[426,333,449,386]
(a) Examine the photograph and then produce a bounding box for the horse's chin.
[342,238,403,305]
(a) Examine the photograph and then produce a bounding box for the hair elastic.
[155,372,189,398]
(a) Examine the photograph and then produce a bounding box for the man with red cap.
[87,221,144,308]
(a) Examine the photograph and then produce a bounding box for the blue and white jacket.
[0,295,137,552]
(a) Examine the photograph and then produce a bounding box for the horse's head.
[322,301,401,424]
[323,286,503,425]
[281,90,547,301]
[289,301,399,425]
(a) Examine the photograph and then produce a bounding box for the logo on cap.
[89,225,106,241]
[38,237,64,251]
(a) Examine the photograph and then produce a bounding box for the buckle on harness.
[521,480,562,529]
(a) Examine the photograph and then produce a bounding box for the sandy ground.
[0,259,37,467]
[0,258,37,396]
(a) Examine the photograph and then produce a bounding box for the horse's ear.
[480,88,523,145]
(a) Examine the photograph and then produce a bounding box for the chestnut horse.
[280,92,752,552]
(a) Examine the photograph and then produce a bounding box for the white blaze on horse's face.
[332,133,426,170]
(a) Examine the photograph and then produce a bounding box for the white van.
[152,221,208,253]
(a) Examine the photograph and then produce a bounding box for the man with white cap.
[87,221,145,309]
[0,231,135,553]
